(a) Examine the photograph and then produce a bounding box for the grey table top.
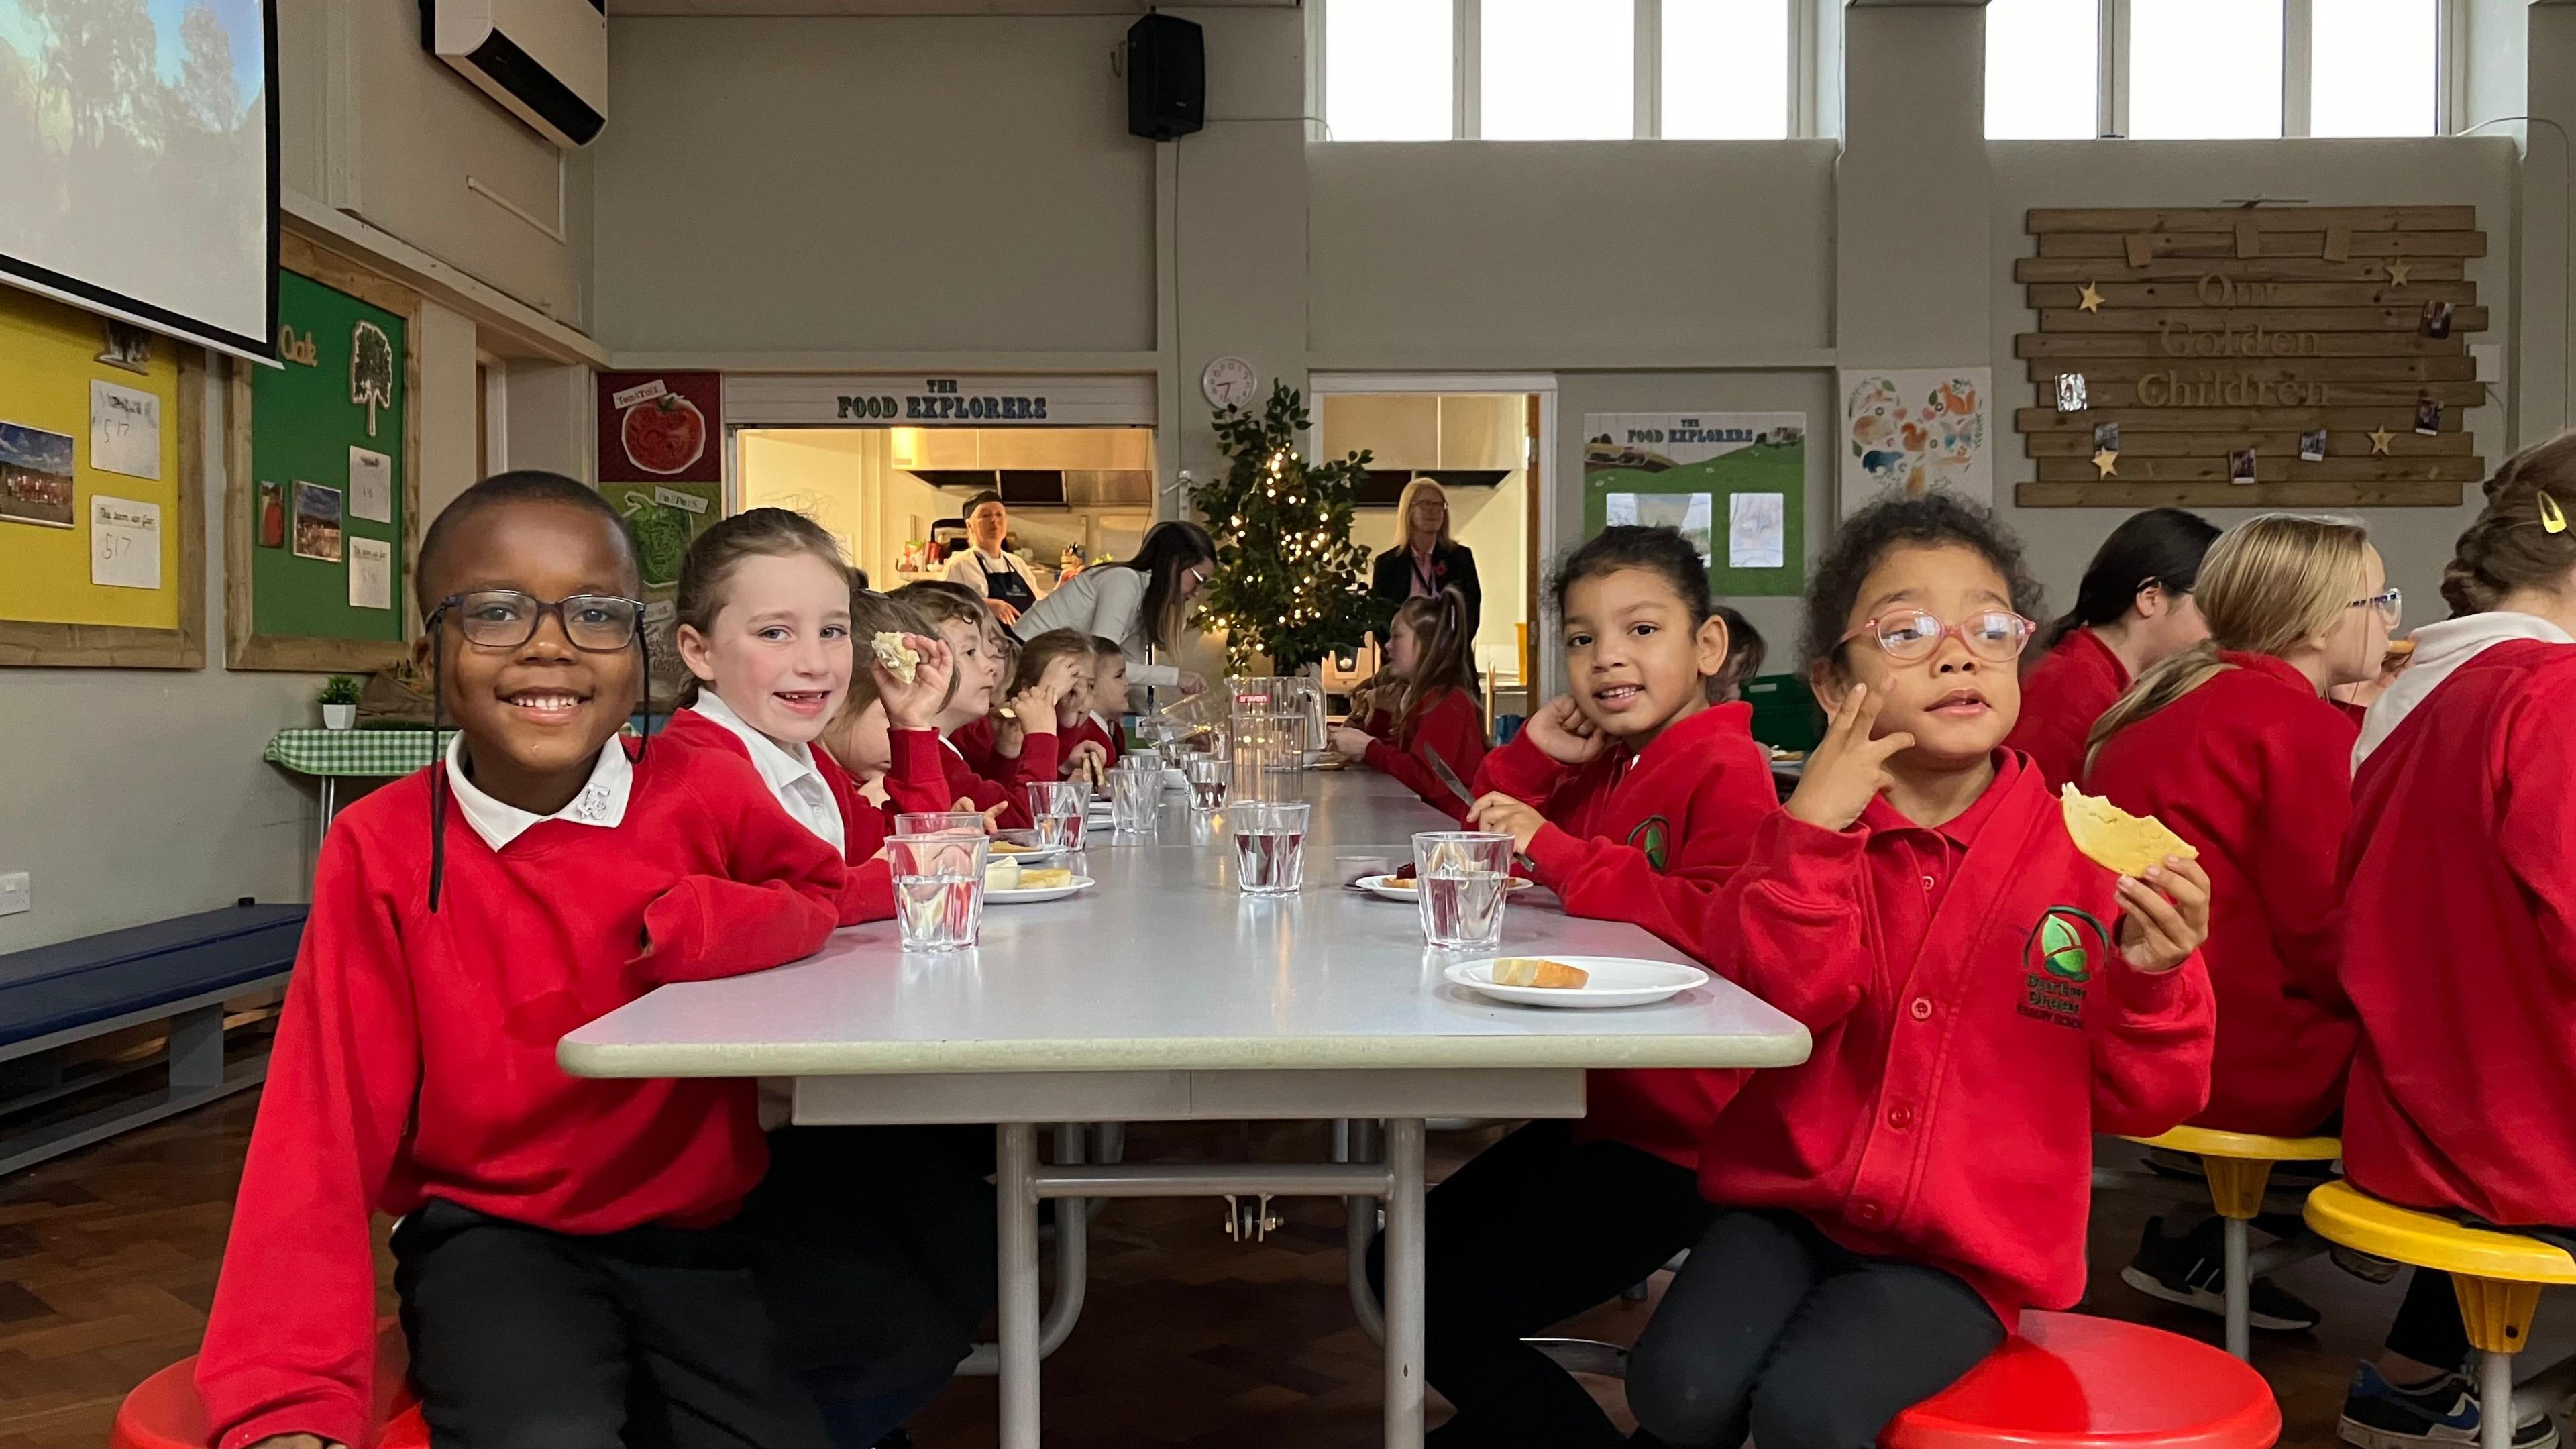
[560,769,1811,1079]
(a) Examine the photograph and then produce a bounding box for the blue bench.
[0,900,303,1176]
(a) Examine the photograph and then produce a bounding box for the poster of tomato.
[597,371,722,484]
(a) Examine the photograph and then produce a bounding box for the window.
[1323,0,1452,142]
[1320,0,1803,141]
[1984,0,2453,140]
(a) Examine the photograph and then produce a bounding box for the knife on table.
[1419,743,1536,874]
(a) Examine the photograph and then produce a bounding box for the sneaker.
[2339,1363,2559,1449]
[2331,1242,2404,1285]
[2117,1216,2324,1332]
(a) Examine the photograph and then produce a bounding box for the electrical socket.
[0,872,26,917]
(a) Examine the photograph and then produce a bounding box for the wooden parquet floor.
[4,1097,2571,1448]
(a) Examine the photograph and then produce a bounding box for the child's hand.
[1004,684,1059,737]
[991,704,1026,759]
[1063,740,1108,780]
[1468,792,1546,854]
[1783,683,1915,832]
[880,633,955,732]
[979,800,1010,835]
[2116,856,2211,974]
[1521,695,1607,767]
[1329,724,1373,760]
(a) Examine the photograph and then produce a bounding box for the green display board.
[249,271,407,643]
[1580,412,1807,598]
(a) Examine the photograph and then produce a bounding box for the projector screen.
[0,0,276,362]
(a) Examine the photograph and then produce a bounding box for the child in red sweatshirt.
[953,627,1091,792]
[893,580,1053,828]
[2331,445,2576,1449]
[1628,494,2214,1449]
[197,473,847,1449]
[2004,507,2218,791]
[1358,527,1776,1449]
[1328,588,1487,820]
[1058,639,1128,783]
[2085,512,2390,1334]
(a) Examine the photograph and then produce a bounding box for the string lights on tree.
[1189,381,1377,673]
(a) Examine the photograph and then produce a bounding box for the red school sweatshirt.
[2084,651,2357,1138]
[195,743,844,1449]
[1063,713,1123,772]
[2340,639,2576,1226]
[1358,690,1489,822]
[2003,627,2130,793]
[658,710,897,925]
[883,727,966,819]
[930,729,1055,828]
[1694,753,2214,1323]
[1472,702,1781,1168]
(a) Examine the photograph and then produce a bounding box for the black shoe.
[2339,1363,2559,1449]
[871,1432,914,1449]
[2118,1215,2322,1332]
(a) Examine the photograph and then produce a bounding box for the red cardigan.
[2004,627,2130,792]
[2086,652,2357,1137]
[1694,753,2214,1322]
[1472,702,1780,1168]
[196,744,843,1449]
[1357,690,1488,821]
[657,710,895,925]
[2341,639,2576,1226]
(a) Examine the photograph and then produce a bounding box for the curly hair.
[2443,431,2576,616]
[1802,493,2045,669]
[1548,525,1713,624]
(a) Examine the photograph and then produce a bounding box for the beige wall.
[591,17,1158,358]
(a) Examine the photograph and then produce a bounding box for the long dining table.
[559,766,1810,1448]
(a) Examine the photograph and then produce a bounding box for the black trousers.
[738,1125,1000,1402]
[1364,1119,1717,1449]
[391,1198,832,1449]
[1628,1210,2006,1449]
[2385,1267,2473,1371]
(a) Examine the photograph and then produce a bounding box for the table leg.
[998,1122,1042,1449]
[1337,1118,1387,1345]
[1383,1117,1426,1449]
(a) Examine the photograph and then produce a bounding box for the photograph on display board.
[292,481,343,563]
[1582,411,1805,595]
[0,421,75,528]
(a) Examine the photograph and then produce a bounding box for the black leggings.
[1628,1210,2006,1449]
[1363,1119,1716,1449]
[2385,1267,2472,1371]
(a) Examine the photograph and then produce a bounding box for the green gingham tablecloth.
[263,728,446,777]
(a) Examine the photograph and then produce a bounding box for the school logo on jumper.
[1628,815,1672,871]
[2019,906,2109,1029]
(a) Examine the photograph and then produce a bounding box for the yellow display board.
[0,282,197,664]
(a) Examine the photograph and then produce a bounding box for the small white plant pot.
[321,704,356,731]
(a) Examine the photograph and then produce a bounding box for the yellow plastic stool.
[2123,1126,2343,1361]
[2305,1180,2576,1449]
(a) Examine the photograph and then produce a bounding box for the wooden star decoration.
[2384,259,2412,288]
[2368,427,2395,455]
[2092,447,2119,478]
[2078,281,2106,313]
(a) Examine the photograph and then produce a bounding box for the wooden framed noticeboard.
[2014,206,2486,508]
[0,283,206,669]
[227,233,420,672]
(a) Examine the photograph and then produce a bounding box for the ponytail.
[2083,641,2228,777]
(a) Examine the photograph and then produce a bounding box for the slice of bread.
[2059,784,2198,878]
[1489,957,1589,989]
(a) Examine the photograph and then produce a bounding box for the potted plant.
[318,675,361,731]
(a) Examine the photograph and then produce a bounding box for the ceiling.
[605,0,1293,15]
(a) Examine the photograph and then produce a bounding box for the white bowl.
[1444,955,1709,1009]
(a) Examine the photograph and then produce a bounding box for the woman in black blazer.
[1371,478,1481,635]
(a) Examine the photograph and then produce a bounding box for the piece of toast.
[2059,784,2198,877]
[870,631,921,684]
[1488,957,1589,989]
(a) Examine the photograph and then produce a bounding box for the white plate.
[985,874,1094,904]
[987,836,1065,863]
[1356,874,1534,903]
[1444,955,1709,1009]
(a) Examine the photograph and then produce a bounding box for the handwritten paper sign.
[349,446,392,523]
[89,380,161,480]
[348,537,392,610]
[91,495,161,590]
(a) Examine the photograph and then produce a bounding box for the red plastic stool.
[109,1320,428,1449]
[1884,1311,2282,1449]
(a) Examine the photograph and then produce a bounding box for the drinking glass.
[1184,755,1229,812]
[1233,801,1311,895]
[1126,747,1165,778]
[889,832,991,952]
[896,812,988,838]
[1413,831,1513,950]
[1026,780,1089,853]
[1108,761,1161,834]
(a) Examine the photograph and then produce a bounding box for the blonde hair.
[1391,477,1454,551]
[2085,512,2372,771]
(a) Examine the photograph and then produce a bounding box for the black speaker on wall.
[1127,13,1205,141]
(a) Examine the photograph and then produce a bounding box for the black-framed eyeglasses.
[428,590,645,652]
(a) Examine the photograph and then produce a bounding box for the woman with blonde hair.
[2085,512,2395,1334]
[1370,476,1483,634]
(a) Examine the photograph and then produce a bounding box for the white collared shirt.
[685,692,847,855]
[443,733,633,853]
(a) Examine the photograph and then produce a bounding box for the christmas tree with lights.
[1189,382,1378,673]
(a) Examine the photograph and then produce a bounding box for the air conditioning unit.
[423,0,608,149]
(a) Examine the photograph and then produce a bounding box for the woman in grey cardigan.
[1013,520,1216,701]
